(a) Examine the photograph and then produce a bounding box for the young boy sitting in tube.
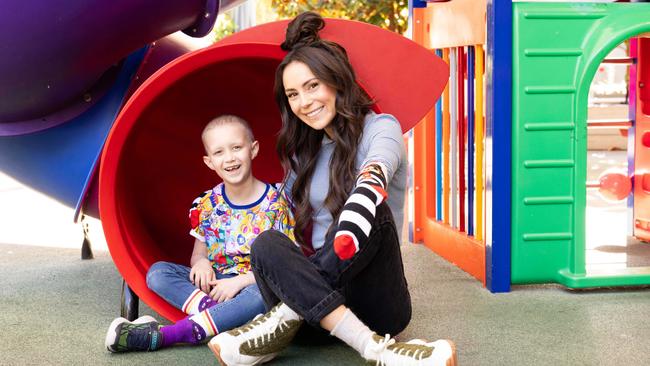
[105,114,295,352]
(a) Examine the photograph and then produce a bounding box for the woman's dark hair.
[274,11,374,247]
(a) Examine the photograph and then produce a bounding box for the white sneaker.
[105,315,160,353]
[208,303,303,366]
[363,334,457,366]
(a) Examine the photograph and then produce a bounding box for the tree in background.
[272,0,408,34]
[213,12,237,41]
[213,0,409,42]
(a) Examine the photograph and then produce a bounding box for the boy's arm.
[189,238,215,293]
[208,272,255,303]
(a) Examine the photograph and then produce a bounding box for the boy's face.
[202,122,259,188]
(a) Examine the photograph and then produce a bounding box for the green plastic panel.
[512,2,650,288]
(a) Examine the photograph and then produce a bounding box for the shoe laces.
[124,323,158,351]
[370,334,434,366]
[241,311,288,348]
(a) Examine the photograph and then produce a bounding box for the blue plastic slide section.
[0,47,147,218]
[436,49,443,221]
[467,46,475,236]
[485,0,511,292]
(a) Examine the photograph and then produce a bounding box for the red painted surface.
[99,20,448,321]
[219,18,449,132]
[634,38,650,242]
[598,172,632,201]
[458,47,466,232]
[421,217,485,284]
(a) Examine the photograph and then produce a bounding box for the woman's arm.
[358,114,405,183]
[333,114,406,259]
[333,162,388,259]
[280,169,296,204]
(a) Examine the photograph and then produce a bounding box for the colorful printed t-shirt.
[189,182,295,275]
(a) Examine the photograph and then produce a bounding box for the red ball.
[598,172,632,201]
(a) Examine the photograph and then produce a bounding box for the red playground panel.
[99,19,448,321]
[634,37,650,242]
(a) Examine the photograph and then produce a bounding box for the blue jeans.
[146,261,266,331]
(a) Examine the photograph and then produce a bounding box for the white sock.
[329,309,374,355]
[181,289,214,315]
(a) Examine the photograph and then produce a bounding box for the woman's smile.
[305,106,324,117]
[283,61,337,133]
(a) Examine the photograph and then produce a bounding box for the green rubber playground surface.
[2,169,650,365]
[2,241,650,366]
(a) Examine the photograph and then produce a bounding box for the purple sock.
[160,318,207,346]
[198,296,218,312]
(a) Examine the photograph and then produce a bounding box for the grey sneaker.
[105,315,162,353]
[363,334,456,366]
[208,303,302,366]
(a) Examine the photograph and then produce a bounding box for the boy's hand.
[189,258,215,293]
[208,273,254,303]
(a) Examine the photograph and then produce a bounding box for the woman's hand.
[189,258,216,293]
[334,162,388,259]
[208,272,255,303]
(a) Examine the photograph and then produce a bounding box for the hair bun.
[281,12,325,51]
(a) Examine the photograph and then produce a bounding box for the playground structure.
[0,0,227,219]
[410,0,488,287]
[3,0,650,322]
[98,19,447,321]
[410,0,650,292]
[0,1,448,321]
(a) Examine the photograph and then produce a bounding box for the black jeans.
[250,203,412,336]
